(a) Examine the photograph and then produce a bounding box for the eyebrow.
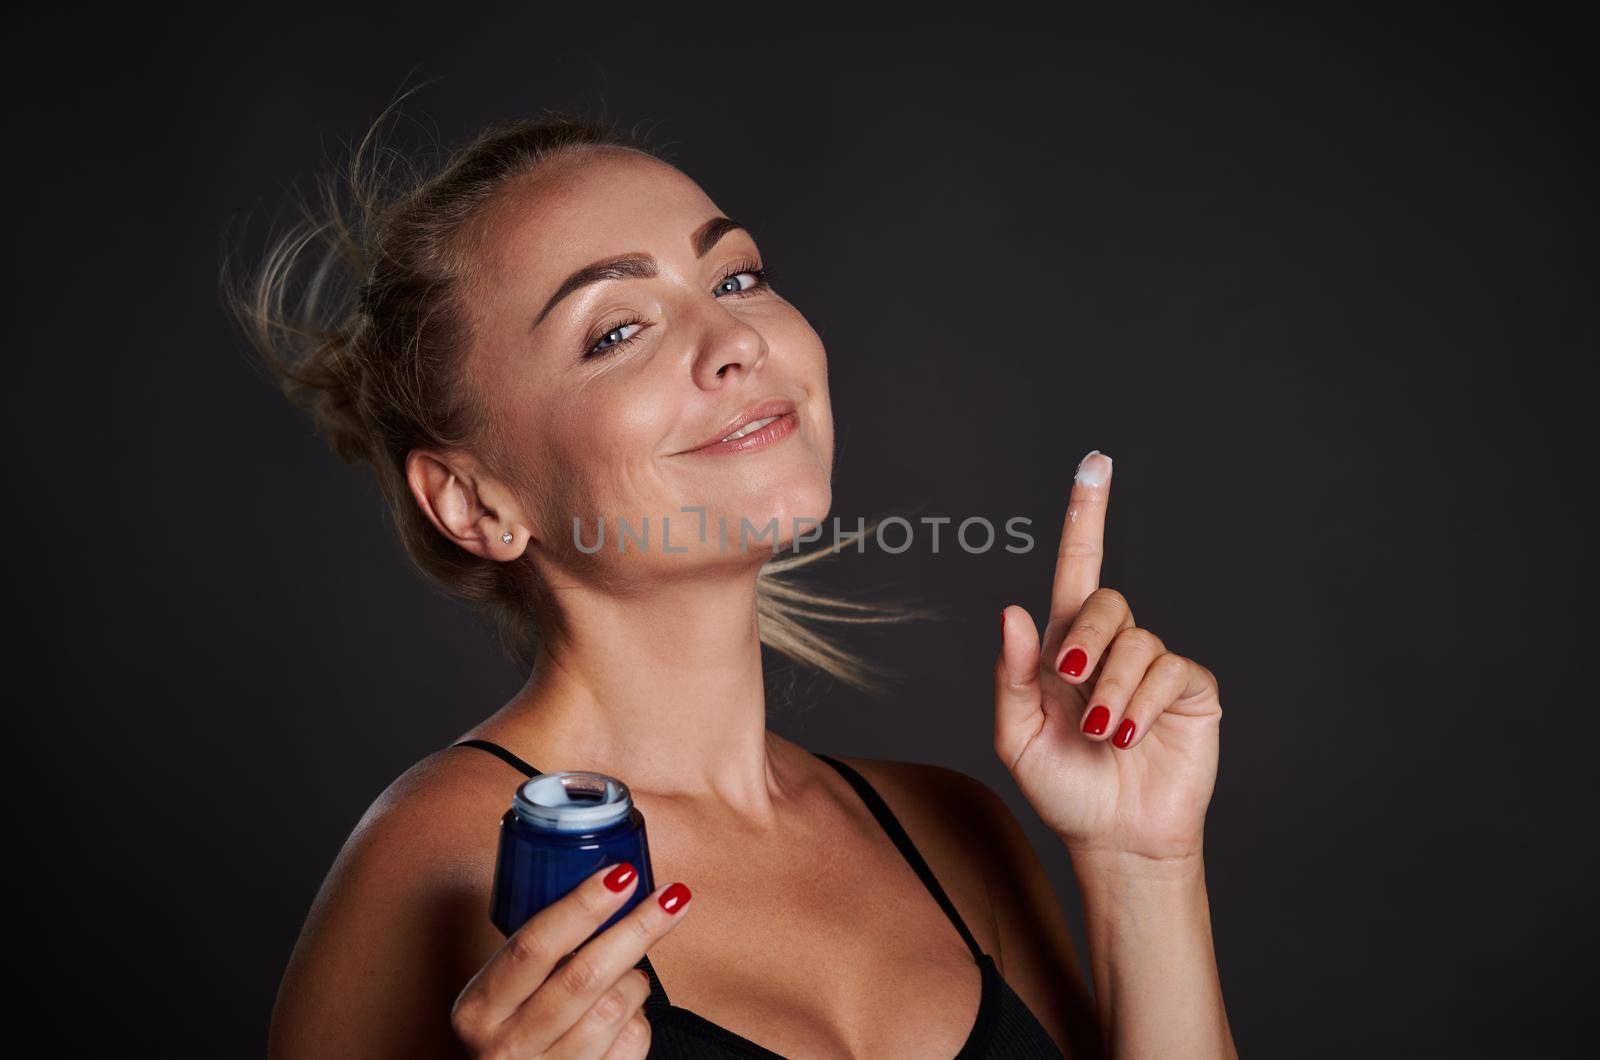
[691,215,747,258]
[529,216,750,332]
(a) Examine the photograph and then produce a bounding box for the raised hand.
[994,451,1223,864]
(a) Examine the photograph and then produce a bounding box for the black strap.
[452,738,541,777]
[450,738,673,1006]
[812,752,986,963]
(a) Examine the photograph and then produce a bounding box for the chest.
[636,804,994,1058]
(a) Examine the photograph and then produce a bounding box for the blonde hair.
[222,101,932,694]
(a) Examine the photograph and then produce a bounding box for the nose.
[689,306,768,389]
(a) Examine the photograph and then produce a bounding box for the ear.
[405,450,528,560]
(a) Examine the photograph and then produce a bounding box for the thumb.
[994,606,1044,772]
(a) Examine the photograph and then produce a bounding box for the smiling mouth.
[681,410,800,455]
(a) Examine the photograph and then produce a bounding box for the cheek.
[785,320,835,472]
[546,389,673,514]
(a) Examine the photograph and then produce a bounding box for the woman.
[236,109,1236,1059]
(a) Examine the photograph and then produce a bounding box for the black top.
[453,738,1065,1058]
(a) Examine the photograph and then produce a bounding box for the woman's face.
[464,148,834,574]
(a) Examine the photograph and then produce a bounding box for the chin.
[710,476,833,560]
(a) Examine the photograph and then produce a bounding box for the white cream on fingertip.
[1074,450,1113,487]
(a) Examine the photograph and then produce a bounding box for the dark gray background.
[10,3,1595,1056]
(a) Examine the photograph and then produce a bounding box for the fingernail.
[1082,705,1110,736]
[1075,450,1112,487]
[604,862,637,892]
[659,882,691,913]
[638,969,653,987]
[1112,719,1136,749]
[1058,647,1088,677]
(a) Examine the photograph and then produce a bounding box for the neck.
[494,568,787,814]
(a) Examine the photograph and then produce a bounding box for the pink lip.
[681,408,800,454]
[680,398,799,455]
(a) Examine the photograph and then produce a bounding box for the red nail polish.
[659,882,692,914]
[604,862,637,892]
[1059,648,1088,677]
[1082,705,1110,736]
[1113,719,1136,749]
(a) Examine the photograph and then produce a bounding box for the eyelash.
[583,260,771,359]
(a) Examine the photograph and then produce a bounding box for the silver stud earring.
[501,531,514,544]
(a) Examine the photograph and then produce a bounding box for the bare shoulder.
[831,754,1005,840]
[827,755,1010,952]
[829,754,1033,881]
[830,754,1099,1058]
[350,742,519,857]
[298,744,517,919]
[267,745,526,1059]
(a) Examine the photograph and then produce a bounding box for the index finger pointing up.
[1050,450,1113,623]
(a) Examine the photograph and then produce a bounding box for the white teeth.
[721,415,780,442]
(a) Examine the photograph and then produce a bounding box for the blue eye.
[714,261,770,298]
[586,319,645,359]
